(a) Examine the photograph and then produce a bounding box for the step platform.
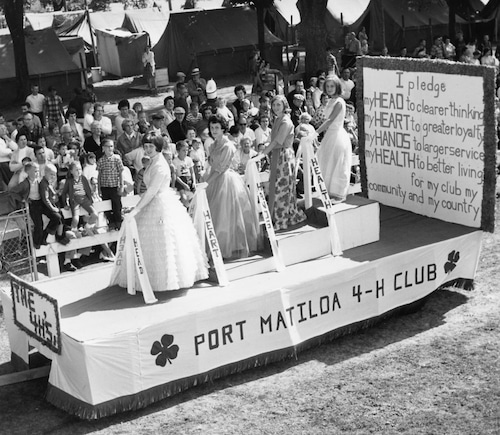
[225,195,379,281]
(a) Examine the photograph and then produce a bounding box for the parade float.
[1,57,495,418]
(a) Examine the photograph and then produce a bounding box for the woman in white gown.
[111,135,208,291]
[316,75,352,202]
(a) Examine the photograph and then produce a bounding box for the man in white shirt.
[340,68,355,101]
[88,103,112,137]
[26,85,45,126]
[237,116,256,148]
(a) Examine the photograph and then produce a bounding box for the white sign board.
[363,65,485,228]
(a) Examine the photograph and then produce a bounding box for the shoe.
[56,235,70,245]
[63,262,77,272]
[72,259,84,269]
[34,244,40,250]
[99,252,115,262]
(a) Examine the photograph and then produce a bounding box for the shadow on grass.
[0,287,467,433]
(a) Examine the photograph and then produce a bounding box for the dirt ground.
[0,77,499,434]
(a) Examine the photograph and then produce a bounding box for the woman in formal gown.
[111,135,208,291]
[262,94,306,231]
[203,116,259,259]
[316,75,352,202]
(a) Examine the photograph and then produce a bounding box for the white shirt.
[240,128,256,146]
[340,78,355,100]
[26,93,45,113]
[94,116,112,136]
[0,137,14,163]
[254,126,271,146]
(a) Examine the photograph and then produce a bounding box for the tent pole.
[381,3,386,52]
[402,15,406,47]
[85,1,98,67]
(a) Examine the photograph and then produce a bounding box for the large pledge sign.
[10,274,61,354]
[362,59,492,228]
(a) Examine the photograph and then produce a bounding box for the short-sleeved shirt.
[173,156,194,179]
[97,154,124,188]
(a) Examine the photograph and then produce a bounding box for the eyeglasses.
[239,123,247,126]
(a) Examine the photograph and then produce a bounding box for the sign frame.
[9,273,62,354]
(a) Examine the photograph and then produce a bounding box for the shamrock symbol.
[151,334,179,367]
[444,250,460,274]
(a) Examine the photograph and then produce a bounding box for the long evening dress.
[316,97,352,201]
[204,136,259,259]
[111,153,208,291]
[268,113,306,231]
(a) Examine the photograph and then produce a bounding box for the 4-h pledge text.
[363,68,484,228]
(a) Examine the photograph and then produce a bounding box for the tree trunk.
[297,0,328,80]
[256,0,265,57]
[3,0,30,102]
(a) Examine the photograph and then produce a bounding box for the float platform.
[0,201,482,419]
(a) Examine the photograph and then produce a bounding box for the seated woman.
[110,135,208,292]
[203,116,259,259]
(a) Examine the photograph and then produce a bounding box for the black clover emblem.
[151,334,179,367]
[444,250,460,274]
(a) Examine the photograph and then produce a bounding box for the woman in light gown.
[316,75,352,202]
[203,116,259,259]
[262,94,306,231]
[111,135,208,291]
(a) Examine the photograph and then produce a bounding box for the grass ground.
[0,77,499,435]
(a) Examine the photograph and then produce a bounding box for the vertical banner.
[189,184,229,286]
[246,158,285,272]
[358,57,496,231]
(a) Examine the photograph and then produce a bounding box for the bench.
[35,195,140,277]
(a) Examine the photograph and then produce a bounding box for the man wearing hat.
[290,93,307,127]
[201,79,218,113]
[187,67,207,105]
[149,112,169,137]
[167,107,188,143]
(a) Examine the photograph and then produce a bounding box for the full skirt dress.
[111,153,208,291]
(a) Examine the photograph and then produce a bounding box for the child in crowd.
[36,136,55,162]
[186,101,203,130]
[134,155,150,195]
[82,152,98,181]
[55,143,74,181]
[44,122,60,154]
[39,163,70,245]
[216,97,235,127]
[185,126,198,149]
[136,110,150,134]
[161,145,177,188]
[97,139,124,231]
[189,137,206,182]
[62,161,98,231]
[173,140,195,207]
[257,94,271,120]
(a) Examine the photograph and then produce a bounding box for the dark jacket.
[61,175,93,208]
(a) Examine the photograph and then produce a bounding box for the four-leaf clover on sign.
[444,250,460,274]
[151,334,179,367]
